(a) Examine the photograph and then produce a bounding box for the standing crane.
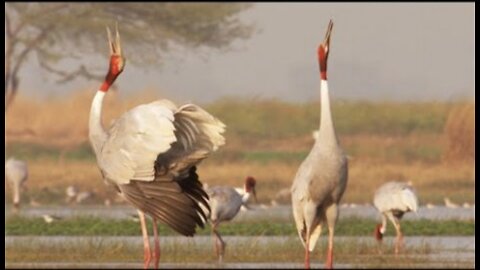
[5,157,28,211]
[89,26,225,269]
[291,20,348,269]
[373,181,418,254]
[206,176,257,262]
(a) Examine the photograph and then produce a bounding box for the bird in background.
[204,176,257,263]
[42,214,63,224]
[373,181,418,254]
[88,25,225,269]
[444,197,459,208]
[234,176,259,211]
[290,20,349,269]
[5,157,29,212]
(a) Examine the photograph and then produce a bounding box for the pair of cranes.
[5,20,418,269]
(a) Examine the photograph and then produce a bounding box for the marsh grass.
[5,216,475,236]
[5,235,439,265]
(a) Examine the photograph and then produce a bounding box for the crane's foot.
[143,248,152,269]
[325,247,333,269]
[304,248,310,269]
[395,234,404,255]
[217,240,226,263]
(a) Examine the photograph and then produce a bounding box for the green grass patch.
[7,142,95,161]
[5,216,475,237]
[206,99,452,139]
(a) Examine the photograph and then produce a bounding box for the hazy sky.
[21,3,474,103]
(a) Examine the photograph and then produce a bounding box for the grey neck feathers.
[317,80,339,149]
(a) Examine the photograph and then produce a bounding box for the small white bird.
[5,157,29,211]
[444,197,459,208]
[425,203,435,209]
[76,191,95,204]
[42,214,62,224]
[462,202,471,209]
[373,181,419,254]
[65,185,78,203]
[205,176,257,262]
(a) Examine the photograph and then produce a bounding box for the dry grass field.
[5,89,475,206]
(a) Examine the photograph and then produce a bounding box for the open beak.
[322,20,333,53]
[107,23,122,56]
[106,23,125,70]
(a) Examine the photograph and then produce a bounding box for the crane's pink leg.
[152,218,161,269]
[304,236,310,269]
[393,220,403,255]
[325,228,334,269]
[211,222,226,263]
[138,210,152,269]
[395,229,404,255]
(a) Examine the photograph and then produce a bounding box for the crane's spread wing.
[99,100,225,185]
[119,166,210,236]
[99,99,225,236]
[99,100,178,185]
[155,103,226,177]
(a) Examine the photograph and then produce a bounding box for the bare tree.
[5,3,254,111]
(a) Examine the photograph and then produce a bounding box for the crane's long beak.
[323,20,333,51]
[106,24,123,57]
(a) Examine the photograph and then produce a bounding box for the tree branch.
[10,3,69,38]
[39,61,104,84]
[11,25,54,79]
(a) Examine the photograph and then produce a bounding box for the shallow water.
[6,204,475,221]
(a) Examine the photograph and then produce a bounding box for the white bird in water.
[373,181,418,254]
[205,176,257,262]
[88,25,225,269]
[5,157,29,211]
[291,20,348,269]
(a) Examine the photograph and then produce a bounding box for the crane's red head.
[245,176,258,203]
[317,20,333,81]
[374,223,384,242]
[100,25,126,92]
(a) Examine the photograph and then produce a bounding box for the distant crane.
[373,181,418,254]
[291,20,348,269]
[88,26,225,269]
[5,157,28,211]
[206,176,257,262]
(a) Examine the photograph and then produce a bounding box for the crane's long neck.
[241,190,251,204]
[89,91,107,155]
[317,79,338,147]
